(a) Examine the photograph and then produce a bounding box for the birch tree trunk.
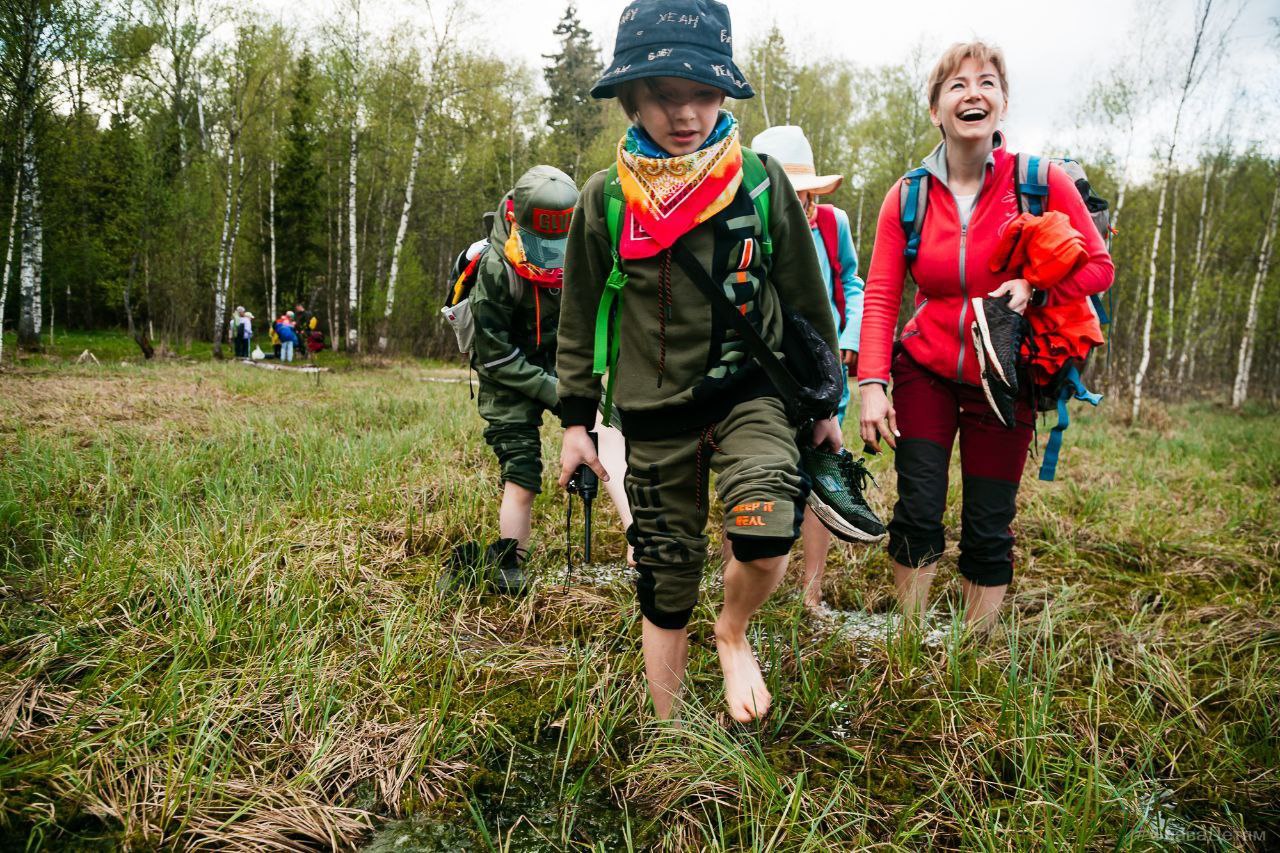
[1176,164,1213,383]
[1231,174,1280,408]
[379,102,427,351]
[0,170,20,367]
[210,142,236,357]
[1163,179,1177,368]
[1132,0,1214,419]
[17,129,43,351]
[346,120,359,352]
[268,155,277,319]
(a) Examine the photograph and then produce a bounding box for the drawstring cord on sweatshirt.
[656,248,672,388]
[534,286,542,347]
[694,422,722,514]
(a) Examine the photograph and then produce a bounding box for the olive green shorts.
[478,379,549,493]
[624,396,805,629]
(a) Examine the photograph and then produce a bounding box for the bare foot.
[714,624,770,722]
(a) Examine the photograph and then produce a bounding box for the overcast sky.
[257,0,1280,171]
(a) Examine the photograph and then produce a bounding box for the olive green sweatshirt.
[470,191,561,409]
[556,153,838,439]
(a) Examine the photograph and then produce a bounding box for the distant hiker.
[239,311,254,357]
[443,165,580,596]
[275,312,298,363]
[230,306,250,359]
[858,41,1113,632]
[751,125,886,612]
[556,0,843,724]
[294,303,313,359]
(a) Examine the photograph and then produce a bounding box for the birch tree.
[1176,157,1216,383]
[1231,170,1280,408]
[1132,0,1229,420]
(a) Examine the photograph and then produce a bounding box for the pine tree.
[542,5,604,181]
[275,49,323,310]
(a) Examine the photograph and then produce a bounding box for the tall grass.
[1,356,1276,850]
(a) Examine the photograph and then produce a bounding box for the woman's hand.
[810,416,843,452]
[988,278,1032,315]
[558,425,609,489]
[859,383,898,452]
[841,349,858,371]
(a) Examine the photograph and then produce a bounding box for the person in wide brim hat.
[750,125,843,196]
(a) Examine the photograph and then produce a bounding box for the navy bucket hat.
[591,0,754,101]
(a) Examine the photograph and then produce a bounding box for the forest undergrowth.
[1,352,1277,851]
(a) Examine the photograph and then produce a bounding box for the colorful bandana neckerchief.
[503,201,563,287]
[502,199,562,347]
[616,111,743,259]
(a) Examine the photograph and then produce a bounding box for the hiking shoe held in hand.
[971,295,1025,428]
[486,538,529,596]
[800,446,886,542]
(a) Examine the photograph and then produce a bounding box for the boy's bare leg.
[960,580,1007,633]
[893,560,937,625]
[498,482,536,550]
[715,552,787,722]
[594,417,635,565]
[642,617,689,720]
[800,507,832,610]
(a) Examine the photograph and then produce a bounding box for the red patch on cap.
[531,207,573,235]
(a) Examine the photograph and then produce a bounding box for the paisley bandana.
[616,111,744,259]
[503,201,563,287]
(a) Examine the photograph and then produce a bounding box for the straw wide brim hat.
[750,125,843,195]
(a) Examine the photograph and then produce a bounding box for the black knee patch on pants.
[957,475,1018,586]
[634,563,697,629]
[887,438,949,568]
[728,534,794,562]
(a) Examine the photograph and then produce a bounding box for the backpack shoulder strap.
[595,164,628,421]
[1016,153,1050,216]
[813,204,846,331]
[899,167,930,262]
[741,148,772,255]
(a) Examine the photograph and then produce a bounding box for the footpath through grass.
[0,352,1277,851]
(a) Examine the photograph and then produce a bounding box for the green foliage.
[276,49,324,310]
[541,5,606,183]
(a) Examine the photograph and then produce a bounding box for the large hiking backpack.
[440,235,526,355]
[591,148,773,421]
[897,153,1114,481]
[813,204,847,331]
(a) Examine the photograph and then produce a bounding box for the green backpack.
[593,149,774,421]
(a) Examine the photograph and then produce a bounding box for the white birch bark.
[0,171,19,367]
[346,120,358,351]
[378,102,427,351]
[268,154,277,319]
[1164,180,1178,366]
[17,128,43,350]
[1177,165,1213,382]
[211,142,236,355]
[1231,175,1280,408]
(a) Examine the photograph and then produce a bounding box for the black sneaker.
[800,446,886,542]
[971,295,1024,428]
[438,540,484,592]
[487,538,529,596]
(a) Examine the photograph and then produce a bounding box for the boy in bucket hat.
[449,165,579,596]
[750,125,886,613]
[556,0,843,723]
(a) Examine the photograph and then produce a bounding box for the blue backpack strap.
[899,167,930,262]
[1038,365,1103,482]
[1016,153,1050,217]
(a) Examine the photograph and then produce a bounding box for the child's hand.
[810,416,843,453]
[559,425,609,489]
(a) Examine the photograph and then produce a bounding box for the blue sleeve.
[834,208,865,352]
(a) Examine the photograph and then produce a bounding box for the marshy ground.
[1,341,1277,850]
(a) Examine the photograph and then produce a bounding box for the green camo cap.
[514,165,578,269]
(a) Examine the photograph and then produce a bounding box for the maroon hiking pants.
[887,347,1034,586]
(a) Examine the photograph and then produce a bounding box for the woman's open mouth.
[959,108,988,123]
[670,130,699,144]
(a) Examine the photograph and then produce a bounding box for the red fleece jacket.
[858,141,1114,388]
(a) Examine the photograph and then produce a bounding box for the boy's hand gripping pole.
[563,431,599,587]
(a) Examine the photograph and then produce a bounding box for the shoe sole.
[972,322,1013,428]
[806,492,886,542]
[971,297,1011,388]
